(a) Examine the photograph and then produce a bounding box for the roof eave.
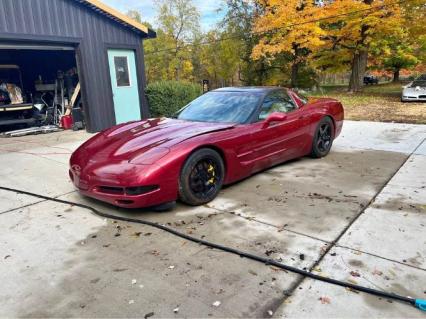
[76,0,156,37]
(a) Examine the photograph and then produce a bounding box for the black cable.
[144,0,414,56]
[1,185,425,311]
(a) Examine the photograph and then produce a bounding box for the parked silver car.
[402,74,426,102]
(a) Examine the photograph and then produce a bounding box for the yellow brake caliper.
[207,164,215,185]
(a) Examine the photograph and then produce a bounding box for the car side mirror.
[263,112,287,128]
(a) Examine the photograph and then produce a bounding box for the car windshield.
[177,91,262,124]
[410,80,426,88]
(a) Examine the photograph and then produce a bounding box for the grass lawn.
[312,82,426,124]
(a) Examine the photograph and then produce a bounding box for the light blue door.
[107,49,141,124]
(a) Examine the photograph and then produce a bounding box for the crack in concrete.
[0,200,47,216]
[203,204,426,273]
[335,244,426,272]
[272,137,426,314]
[0,190,77,216]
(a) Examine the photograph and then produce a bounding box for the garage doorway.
[107,49,141,124]
[0,43,84,132]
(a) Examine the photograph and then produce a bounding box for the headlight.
[130,147,170,165]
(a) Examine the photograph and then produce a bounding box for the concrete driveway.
[0,121,425,318]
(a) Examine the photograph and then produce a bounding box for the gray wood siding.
[0,0,149,132]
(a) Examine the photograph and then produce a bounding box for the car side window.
[258,90,297,121]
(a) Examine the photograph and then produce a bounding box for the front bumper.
[69,163,178,208]
[401,95,426,102]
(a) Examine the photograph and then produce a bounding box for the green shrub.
[145,81,202,117]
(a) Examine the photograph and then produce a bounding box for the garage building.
[0,0,155,132]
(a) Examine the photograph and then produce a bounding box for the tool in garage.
[0,65,35,128]
[0,125,62,137]
[0,185,424,312]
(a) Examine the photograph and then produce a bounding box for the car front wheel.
[311,117,334,158]
[179,148,225,206]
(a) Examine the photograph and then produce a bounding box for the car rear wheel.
[311,117,334,158]
[179,148,224,206]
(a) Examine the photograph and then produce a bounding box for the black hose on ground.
[0,185,425,312]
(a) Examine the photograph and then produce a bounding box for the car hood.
[76,118,235,163]
[403,87,426,95]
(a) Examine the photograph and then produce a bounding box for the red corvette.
[69,87,343,209]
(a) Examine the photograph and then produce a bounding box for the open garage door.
[0,42,85,132]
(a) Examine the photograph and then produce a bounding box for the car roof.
[212,86,286,94]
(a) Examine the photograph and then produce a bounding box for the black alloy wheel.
[311,117,334,158]
[179,148,224,206]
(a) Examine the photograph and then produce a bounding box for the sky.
[102,0,226,31]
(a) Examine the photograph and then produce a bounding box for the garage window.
[114,56,131,87]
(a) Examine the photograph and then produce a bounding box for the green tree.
[199,31,241,87]
[378,39,419,82]
[157,0,200,81]
[141,0,201,83]
[126,9,142,23]
[221,0,270,85]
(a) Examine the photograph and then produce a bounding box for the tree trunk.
[393,69,400,82]
[291,62,299,88]
[348,50,368,92]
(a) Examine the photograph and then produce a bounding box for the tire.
[310,117,334,158]
[179,148,225,206]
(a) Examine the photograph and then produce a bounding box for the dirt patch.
[313,83,426,124]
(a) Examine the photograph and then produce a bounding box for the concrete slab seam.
[274,137,426,313]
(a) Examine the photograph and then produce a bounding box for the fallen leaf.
[265,249,276,256]
[350,271,361,277]
[112,268,127,272]
[319,296,331,304]
[372,269,383,276]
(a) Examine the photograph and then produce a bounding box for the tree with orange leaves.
[252,0,416,91]
[251,0,327,87]
[318,0,406,91]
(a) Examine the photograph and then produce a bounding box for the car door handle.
[298,115,308,120]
